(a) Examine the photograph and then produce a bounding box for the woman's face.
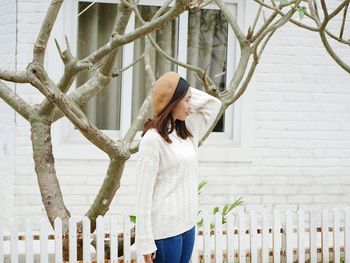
[171,89,192,121]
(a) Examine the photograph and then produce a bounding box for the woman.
[135,71,222,263]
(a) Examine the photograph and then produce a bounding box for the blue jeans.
[154,226,195,263]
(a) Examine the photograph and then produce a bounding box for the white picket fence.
[1,208,350,263]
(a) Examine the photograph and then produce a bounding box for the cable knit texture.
[135,87,222,256]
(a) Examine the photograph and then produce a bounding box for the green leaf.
[197,180,207,195]
[281,0,289,4]
[197,209,202,216]
[224,197,244,215]
[298,6,306,20]
[222,204,229,215]
[213,207,219,215]
[197,218,204,228]
[210,223,215,231]
[129,215,136,224]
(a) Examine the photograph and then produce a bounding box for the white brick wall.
[0,1,16,224]
[0,1,349,225]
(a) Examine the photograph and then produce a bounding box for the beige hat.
[151,71,181,116]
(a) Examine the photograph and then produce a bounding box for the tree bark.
[30,113,71,228]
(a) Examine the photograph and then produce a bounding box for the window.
[77,2,122,130]
[187,8,228,132]
[75,0,235,136]
[50,0,253,161]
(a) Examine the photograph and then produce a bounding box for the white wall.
[0,1,17,224]
[0,0,350,225]
[12,0,50,226]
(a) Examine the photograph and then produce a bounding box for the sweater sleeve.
[135,132,159,256]
[185,87,222,142]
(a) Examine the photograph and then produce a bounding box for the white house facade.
[1,0,350,226]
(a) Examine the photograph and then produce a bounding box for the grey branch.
[79,0,189,67]
[0,70,28,83]
[26,63,118,157]
[132,2,217,93]
[0,81,33,120]
[214,0,246,47]
[123,38,155,144]
[33,0,64,65]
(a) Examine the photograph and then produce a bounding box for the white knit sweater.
[135,87,222,256]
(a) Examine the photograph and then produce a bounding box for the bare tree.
[0,0,302,259]
[255,0,350,73]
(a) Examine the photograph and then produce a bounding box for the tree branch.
[39,2,132,118]
[33,0,64,65]
[253,1,301,51]
[0,80,32,120]
[251,8,279,42]
[319,30,350,73]
[80,0,190,67]
[132,2,217,92]
[0,70,28,83]
[214,0,246,47]
[26,63,119,157]
[320,0,328,20]
[339,2,349,39]
[254,0,318,33]
[123,38,155,144]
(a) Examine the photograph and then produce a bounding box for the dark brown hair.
[142,77,193,143]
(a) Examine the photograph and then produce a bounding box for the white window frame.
[48,0,254,162]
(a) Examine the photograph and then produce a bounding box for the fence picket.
[345,208,350,263]
[10,221,18,263]
[322,209,329,262]
[238,209,246,263]
[96,215,104,263]
[69,217,77,263]
[250,211,257,263]
[190,225,198,263]
[262,210,269,263]
[273,210,281,263]
[110,217,118,263]
[297,210,305,263]
[25,218,33,263]
[123,215,131,263]
[226,212,234,263]
[285,210,293,263]
[333,208,340,263]
[203,211,211,263]
[215,213,223,263]
[309,212,317,263]
[54,217,62,263]
[1,209,350,262]
[40,218,49,263]
[0,223,3,263]
[83,216,91,263]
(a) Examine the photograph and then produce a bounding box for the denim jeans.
[153,226,196,263]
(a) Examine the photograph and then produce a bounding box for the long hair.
[142,77,193,143]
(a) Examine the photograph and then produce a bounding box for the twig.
[122,39,154,144]
[111,54,144,78]
[339,2,349,39]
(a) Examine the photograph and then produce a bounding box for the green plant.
[196,180,243,229]
[130,180,243,229]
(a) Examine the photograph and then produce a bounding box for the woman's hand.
[143,251,156,263]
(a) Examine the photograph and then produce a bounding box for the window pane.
[77,2,122,130]
[131,6,179,124]
[187,9,228,132]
